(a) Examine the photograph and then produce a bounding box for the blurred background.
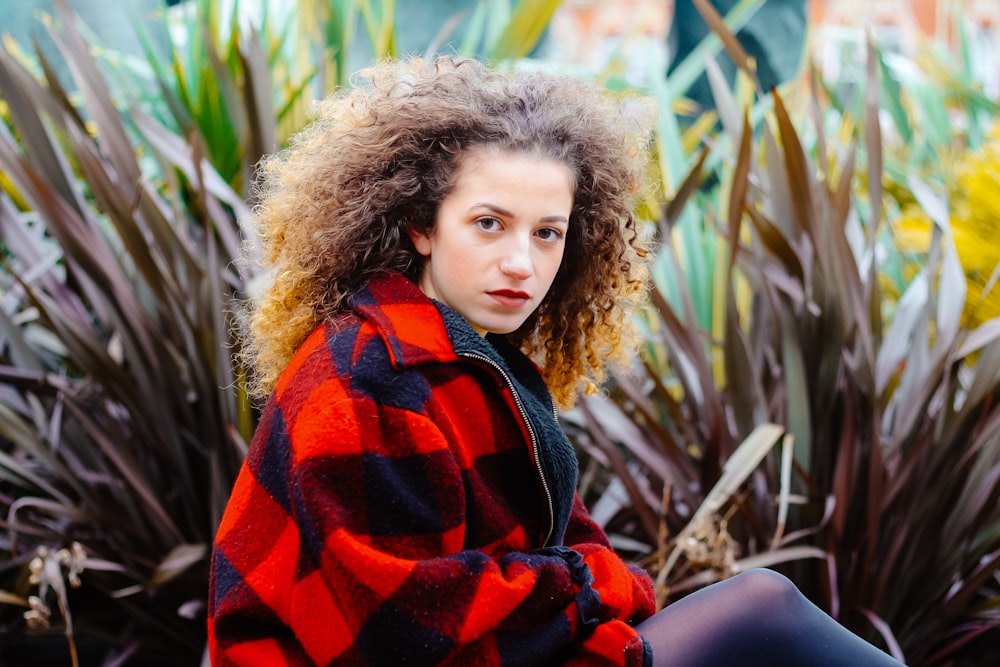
[1,1,999,665]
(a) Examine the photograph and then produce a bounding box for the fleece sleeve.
[564,493,657,625]
[209,398,651,667]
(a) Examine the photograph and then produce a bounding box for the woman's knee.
[727,568,803,609]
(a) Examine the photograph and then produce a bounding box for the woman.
[209,56,905,666]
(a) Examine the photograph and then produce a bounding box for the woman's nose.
[500,240,533,279]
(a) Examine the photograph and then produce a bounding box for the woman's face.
[409,148,575,335]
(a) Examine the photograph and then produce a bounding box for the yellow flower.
[891,125,1000,326]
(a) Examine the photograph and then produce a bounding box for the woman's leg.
[636,569,905,667]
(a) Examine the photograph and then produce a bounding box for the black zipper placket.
[459,351,556,547]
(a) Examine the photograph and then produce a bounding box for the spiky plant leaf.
[570,14,1000,667]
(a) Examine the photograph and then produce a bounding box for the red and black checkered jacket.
[209,272,655,666]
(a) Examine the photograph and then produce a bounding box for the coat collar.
[347,272,459,368]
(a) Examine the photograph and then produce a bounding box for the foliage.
[568,11,1000,667]
[0,0,251,661]
[895,123,1000,328]
[881,42,1000,329]
[816,19,1000,328]
[0,0,559,663]
[2,0,999,665]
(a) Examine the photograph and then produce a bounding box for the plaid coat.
[209,272,655,666]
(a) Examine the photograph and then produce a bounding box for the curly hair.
[242,56,652,407]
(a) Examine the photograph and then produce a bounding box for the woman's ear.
[406,223,433,257]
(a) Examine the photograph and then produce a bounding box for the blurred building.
[549,0,999,97]
[4,1,996,99]
[809,0,1000,97]
[548,0,671,85]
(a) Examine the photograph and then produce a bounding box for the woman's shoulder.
[272,273,468,410]
[271,312,364,398]
[276,301,458,410]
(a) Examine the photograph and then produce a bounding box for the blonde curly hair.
[242,56,651,407]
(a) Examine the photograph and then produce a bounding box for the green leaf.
[875,47,912,145]
[488,0,562,60]
[666,0,764,98]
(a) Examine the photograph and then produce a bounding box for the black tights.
[636,569,906,666]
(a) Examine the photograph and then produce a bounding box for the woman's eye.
[536,227,564,242]
[475,217,501,232]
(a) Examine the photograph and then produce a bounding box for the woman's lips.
[488,290,530,308]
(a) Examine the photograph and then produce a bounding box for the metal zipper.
[459,351,556,547]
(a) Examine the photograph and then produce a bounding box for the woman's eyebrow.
[471,201,568,224]
[470,201,513,217]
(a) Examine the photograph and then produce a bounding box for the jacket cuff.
[534,546,602,635]
[638,634,653,667]
[565,620,651,667]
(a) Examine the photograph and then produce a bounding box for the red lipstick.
[488,290,530,308]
